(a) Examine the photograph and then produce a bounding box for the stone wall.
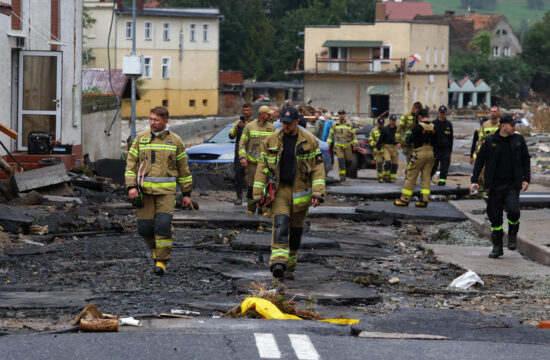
[81,95,122,162]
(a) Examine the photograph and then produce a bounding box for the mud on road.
[1,189,549,334]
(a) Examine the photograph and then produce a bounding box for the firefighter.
[431,105,454,186]
[239,105,275,214]
[253,107,325,280]
[125,106,193,276]
[327,109,357,181]
[228,103,253,205]
[369,117,385,183]
[398,102,422,167]
[376,114,400,183]
[394,109,436,207]
[475,106,500,189]
[471,114,530,258]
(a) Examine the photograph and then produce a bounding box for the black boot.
[508,222,519,250]
[489,230,504,258]
[271,263,285,279]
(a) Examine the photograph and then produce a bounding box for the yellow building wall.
[405,74,448,112]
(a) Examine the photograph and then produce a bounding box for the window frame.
[503,46,511,56]
[161,56,171,79]
[143,56,152,79]
[493,46,500,57]
[125,21,132,40]
[202,23,210,42]
[144,21,153,41]
[162,22,170,41]
[441,47,445,67]
[190,23,197,42]
[433,46,438,66]
[425,46,430,67]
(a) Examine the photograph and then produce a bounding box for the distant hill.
[424,0,550,34]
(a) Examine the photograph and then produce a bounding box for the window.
[433,86,437,106]
[496,29,507,35]
[162,99,168,107]
[125,21,132,39]
[203,24,209,42]
[504,46,511,56]
[379,45,391,62]
[161,57,170,78]
[190,24,197,42]
[433,47,438,66]
[493,46,500,57]
[163,23,170,41]
[413,87,418,102]
[189,99,196,107]
[203,99,208,106]
[440,92,445,107]
[426,47,430,66]
[143,57,152,78]
[144,22,152,40]
[425,86,429,105]
[441,47,445,67]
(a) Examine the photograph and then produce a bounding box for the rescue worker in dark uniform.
[253,107,325,280]
[471,114,530,258]
[394,109,435,207]
[431,105,454,186]
[126,106,193,276]
[376,114,401,183]
[228,103,253,205]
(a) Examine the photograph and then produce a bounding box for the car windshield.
[207,125,234,144]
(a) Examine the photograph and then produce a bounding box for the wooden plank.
[0,123,17,140]
[13,163,70,192]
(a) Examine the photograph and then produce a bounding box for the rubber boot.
[415,201,428,208]
[394,199,409,207]
[152,248,157,264]
[508,222,519,251]
[234,192,242,206]
[154,261,166,275]
[488,230,504,258]
[271,263,285,279]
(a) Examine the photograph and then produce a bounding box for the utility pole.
[130,0,137,140]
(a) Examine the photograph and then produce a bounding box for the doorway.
[17,51,62,150]
[370,95,389,119]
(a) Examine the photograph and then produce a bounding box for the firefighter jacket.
[432,118,454,155]
[472,132,530,192]
[327,118,358,148]
[376,125,399,150]
[125,129,193,196]
[253,128,326,213]
[238,120,275,164]
[406,122,436,149]
[397,112,419,144]
[229,118,250,159]
[476,119,500,153]
[369,126,383,153]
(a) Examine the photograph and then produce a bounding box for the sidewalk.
[450,199,550,266]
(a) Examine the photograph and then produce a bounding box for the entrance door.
[371,95,389,119]
[17,51,62,150]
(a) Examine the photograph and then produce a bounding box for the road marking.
[289,334,320,360]
[254,333,281,359]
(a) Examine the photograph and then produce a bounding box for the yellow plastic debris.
[319,318,360,325]
[240,297,360,324]
[241,297,302,320]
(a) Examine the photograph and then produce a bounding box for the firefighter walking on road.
[327,109,357,181]
[431,105,454,186]
[369,118,385,183]
[239,105,275,214]
[475,106,501,189]
[254,107,325,280]
[398,102,422,167]
[228,103,253,205]
[376,114,400,183]
[394,109,435,208]
[126,106,193,276]
[471,114,530,258]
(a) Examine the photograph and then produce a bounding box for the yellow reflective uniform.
[327,118,357,180]
[397,112,419,165]
[369,126,384,181]
[475,119,500,188]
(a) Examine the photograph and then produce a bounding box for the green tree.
[523,11,550,72]
[468,31,493,59]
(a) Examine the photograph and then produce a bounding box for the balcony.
[314,55,407,74]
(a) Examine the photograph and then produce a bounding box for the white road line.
[254,333,281,359]
[289,334,320,360]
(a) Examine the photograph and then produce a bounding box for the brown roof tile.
[383,2,433,20]
[82,68,129,97]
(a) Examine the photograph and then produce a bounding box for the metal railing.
[315,55,406,73]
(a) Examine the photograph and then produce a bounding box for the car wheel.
[349,153,359,179]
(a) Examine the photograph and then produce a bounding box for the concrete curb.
[449,200,550,266]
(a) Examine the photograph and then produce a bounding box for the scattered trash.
[538,321,550,329]
[29,224,49,235]
[449,270,484,290]
[118,317,141,327]
[23,239,45,247]
[171,309,200,316]
[388,277,400,285]
[79,318,119,332]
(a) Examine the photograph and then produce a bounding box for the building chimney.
[444,10,455,17]
[137,0,144,11]
[465,6,475,18]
